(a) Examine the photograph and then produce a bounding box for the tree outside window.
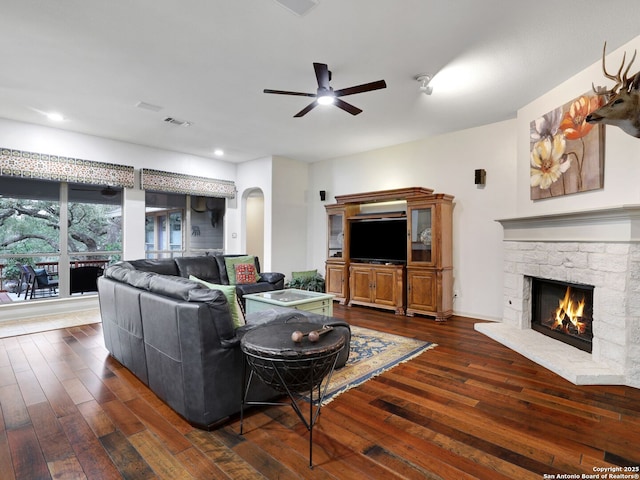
[0,177,122,297]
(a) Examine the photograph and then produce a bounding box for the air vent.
[163,117,193,127]
[135,101,163,112]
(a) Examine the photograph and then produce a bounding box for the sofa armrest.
[259,272,285,286]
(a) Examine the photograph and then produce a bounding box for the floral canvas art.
[530,93,605,199]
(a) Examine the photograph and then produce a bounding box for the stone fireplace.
[476,206,640,389]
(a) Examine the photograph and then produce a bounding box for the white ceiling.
[2,0,640,164]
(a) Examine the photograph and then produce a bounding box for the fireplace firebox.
[531,278,594,353]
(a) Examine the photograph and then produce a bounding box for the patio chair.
[23,265,59,299]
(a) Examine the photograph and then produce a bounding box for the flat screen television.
[349,218,407,263]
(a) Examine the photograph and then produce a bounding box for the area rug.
[304,325,436,405]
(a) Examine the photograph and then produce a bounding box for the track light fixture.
[415,74,433,95]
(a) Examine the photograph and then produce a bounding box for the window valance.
[0,147,135,187]
[140,168,236,199]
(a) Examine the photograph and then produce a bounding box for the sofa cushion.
[189,276,246,328]
[104,263,134,282]
[234,263,259,284]
[126,269,156,290]
[175,256,222,284]
[224,255,256,284]
[127,258,180,276]
[147,274,212,302]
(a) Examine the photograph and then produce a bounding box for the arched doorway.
[243,188,264,262]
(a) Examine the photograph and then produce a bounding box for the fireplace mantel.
[496,205,640,242]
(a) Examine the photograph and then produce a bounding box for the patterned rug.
[305,325,436,405]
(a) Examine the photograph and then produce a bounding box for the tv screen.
[349,218,407,263]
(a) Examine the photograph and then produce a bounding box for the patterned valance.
[0,147,135,187]
[140,168,236,199]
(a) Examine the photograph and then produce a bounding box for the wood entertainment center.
[325,187,454,321]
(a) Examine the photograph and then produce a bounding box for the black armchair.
[22,265,59,299]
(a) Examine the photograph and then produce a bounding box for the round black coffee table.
[240,322,345,468]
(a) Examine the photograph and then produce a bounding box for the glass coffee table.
[244,289,334,315]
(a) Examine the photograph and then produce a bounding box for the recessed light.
[46,112,65,122]
[214,149,224,157]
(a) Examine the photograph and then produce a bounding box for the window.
[68,183,122,269]
[145,192,224,258]
[145,192,185,258]
[190,196,225,255]
[0,177,122,299]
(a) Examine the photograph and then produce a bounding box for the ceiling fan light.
[317,95,335,105]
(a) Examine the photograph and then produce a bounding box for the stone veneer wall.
[502,240,640,388]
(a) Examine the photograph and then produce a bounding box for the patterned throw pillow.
[225,255,255,284]
[235,263,258,284]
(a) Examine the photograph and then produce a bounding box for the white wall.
[306,35,640,322]
[5,35,640,323]
[516,36,640,216]
[0,118,237,178]
[271,156,309,281]
[0,119,242,258]
[245,193,265,261]
[0,118,241,319]
[236,156,273,268]
[309,119,517,321]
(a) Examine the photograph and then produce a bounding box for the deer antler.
[586,42,640,138]
[592,42,637,97]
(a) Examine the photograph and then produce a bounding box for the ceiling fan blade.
[293,101,319,118]
[264,89,316,97]
[334,98,362,116]
[334,80,387,97]
[313,63,331,89]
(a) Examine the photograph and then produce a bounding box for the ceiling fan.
[264,62,387,117]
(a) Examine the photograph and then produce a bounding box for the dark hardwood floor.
[1,304,639,479]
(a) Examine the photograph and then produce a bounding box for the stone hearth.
[476,206,640,389]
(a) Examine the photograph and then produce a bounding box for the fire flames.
[552,287,587,335]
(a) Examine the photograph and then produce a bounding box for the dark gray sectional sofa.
[97,255,350,429]
[124,254,287,307]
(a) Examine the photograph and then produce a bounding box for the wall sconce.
[415,74,433,95]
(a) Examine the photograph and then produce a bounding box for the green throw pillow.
[225,255,256,284]
[189,275,245,328]
[292,269,317,281]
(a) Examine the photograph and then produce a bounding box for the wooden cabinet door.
[372,268,397,306]
[326,263,347,298]
[350,266,373,303]
[407,268,437,312]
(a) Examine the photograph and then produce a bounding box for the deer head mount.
[586,42,640,138]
